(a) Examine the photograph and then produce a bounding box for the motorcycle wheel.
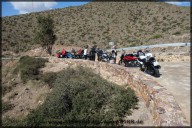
[154,68,160,77]
[148,67,160,77]
[140,64,145,71]
[135,61,140,67]
[123,61,127,67]
[129,61,135,66]
[125,61,129,67]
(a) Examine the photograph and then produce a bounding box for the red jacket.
[62,49,66,56]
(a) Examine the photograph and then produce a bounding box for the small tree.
[34,15,56,55]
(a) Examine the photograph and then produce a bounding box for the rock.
[25,88,29,90]
[139,113,149,121]
[14,92,18,95]
[19,105,24,112]
[38,100,43,105]
[157,107,166,114]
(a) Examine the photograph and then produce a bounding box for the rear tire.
[140,64,145,71]
[129,61,135,66]
[154,68,160,77]
[124,61,127,67]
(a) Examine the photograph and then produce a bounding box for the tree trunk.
[47,45,52,56]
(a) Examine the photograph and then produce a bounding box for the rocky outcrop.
[49,58,189,126]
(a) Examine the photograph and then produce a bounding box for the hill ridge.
[2,1,190,53]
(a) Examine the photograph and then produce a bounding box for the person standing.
[97,48,103,61]
[111,45,117,63]
[61,49,66,58]
[84,45,88,60]
[89,45,97,61]
[119,49,125,64]
[77,48,82,58]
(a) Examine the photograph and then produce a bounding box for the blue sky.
[2,1,91,17]
[2,1,191,17]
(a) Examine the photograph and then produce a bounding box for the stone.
[14,92,18,95]
[139,113,149,121]
[157,107,166,114]
[25,88,29,90]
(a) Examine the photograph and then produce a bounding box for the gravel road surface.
[150,62,190,124]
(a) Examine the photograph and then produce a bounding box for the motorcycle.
[121,54,139,67]
[101,53,109,62]
[137,52,161,77]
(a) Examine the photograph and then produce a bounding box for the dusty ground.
[124,97,154,126]
[2,83,51,119]
[2,60,51,119]
[143,62,190,124]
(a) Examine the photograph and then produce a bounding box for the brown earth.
[2,60,51,119]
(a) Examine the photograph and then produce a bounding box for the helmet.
[138,50,142,52]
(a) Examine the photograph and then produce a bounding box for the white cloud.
[10,2,57,14]
[166,2,190,6]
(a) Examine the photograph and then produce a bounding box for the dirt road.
[148,62,190,124]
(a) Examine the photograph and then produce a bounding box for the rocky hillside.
[2,2,190,53]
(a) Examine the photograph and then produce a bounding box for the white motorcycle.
[137,52,161,77]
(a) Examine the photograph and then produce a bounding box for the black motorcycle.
[100,53,109,62]
[139,56,161,77]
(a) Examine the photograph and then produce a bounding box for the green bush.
[40,72,57,88]
[2,117,25,126]
[14,56,48,83]
[152,34,162,39]
[23,67,138,127]
[173,31,181,35]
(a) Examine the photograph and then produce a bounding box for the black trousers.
[90,54,95,61]
[120,55,124,64]
[84,55,87,60]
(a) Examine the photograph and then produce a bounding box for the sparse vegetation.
[2,2,190,52]
[173,31,181,35]
[14,56,48,83]
[40,72,57,88]
[3,67,138,127]
[152,34,163,39]
[2,86,13,96]
[2,101,14,113]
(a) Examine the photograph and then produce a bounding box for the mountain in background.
[2,2,190,53]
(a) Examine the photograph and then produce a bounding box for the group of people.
[83,45,104,61]
[56,45,118,63]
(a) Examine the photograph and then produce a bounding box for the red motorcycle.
[122,54,139,67]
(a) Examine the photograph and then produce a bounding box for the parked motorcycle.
[101,53,109,62]
[66,52,75,58]
[137,52,161,77]
[121,54,139,67]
